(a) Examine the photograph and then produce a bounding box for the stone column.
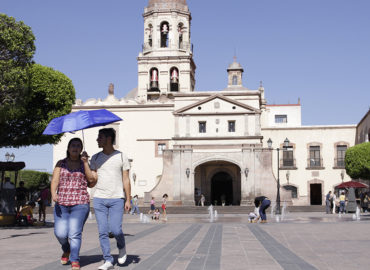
[255,114,261,135]
[244,114,249,136]
[174,116,179,137]
[186,115,190,137]
[181,148,194,205]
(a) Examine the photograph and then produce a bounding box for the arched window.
[232,75,237,85]
[178,23,184,48]
[160,21,169,48]
[170,67,179,92]
[148,24,153,47]
[149,68,159,91]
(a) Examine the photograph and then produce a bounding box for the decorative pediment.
[173,94,260,115]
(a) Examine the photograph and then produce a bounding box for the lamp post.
[186,168,190,178]
[5,152,15,162]
[244,167,249,179]
[340,170,345,182]
[132,173,136,185]
[267,138,290,215]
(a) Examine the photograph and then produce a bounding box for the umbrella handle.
[82,129,85,151]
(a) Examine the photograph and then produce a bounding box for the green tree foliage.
[345,142,370,180]
[0,14,75,147]
[0,14,35,112]
[7,170,50,191]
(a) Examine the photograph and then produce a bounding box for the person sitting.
[248,206,259,223]
[152,208,160,220]
[17,201,36,226]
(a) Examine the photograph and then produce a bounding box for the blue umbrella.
[43,109,122,145]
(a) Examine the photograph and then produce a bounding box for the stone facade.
[53,0,357,206]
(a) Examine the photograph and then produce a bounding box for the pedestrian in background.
[254,196,271,223]
[148,197,155,214]
[325,191,332,214]
[130,195,140,215]
[339,191,346,214]
[162,193,168,220]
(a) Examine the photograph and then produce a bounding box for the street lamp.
[244,167,249,179]
[132,173,136,185]
[186,168,190,178]
[286,170,290,184]
[340,170,345,182]
[268,138,290,215]
[5,152,15,162]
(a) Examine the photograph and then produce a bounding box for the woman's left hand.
[81,151,89,162]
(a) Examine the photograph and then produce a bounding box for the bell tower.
[137,0,196,101]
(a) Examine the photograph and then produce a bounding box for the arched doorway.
[211,172,233,205]
[194,160,241,206]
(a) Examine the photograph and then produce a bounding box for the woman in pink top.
[51,138,96,270]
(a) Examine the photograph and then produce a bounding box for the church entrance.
[211,172,233,205]
[194,160,241,206]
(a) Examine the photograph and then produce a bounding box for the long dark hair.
[66,137,83,158]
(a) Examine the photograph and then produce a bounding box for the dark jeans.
[259,199,271,220]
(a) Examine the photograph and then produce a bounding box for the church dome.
[227,60,244,72]
[147,0,188,11]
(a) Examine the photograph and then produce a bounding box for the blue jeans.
[130,205,140,214]
[94,198,126,263]
[54,203,90,262]
[340,201,346,213]
[259,199,271,220]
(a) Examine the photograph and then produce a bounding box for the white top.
[90,150,130,199]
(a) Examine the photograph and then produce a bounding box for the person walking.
[339,191,346,214]
[325,191,332,214]
[130,195,140,215]
[89,128,131,270]
[332,192,337,214]
[148,197,155,214]
[200,194,205,207]
[254,196,271,223]
[37,183,50,223]
[162,194,168,221]
[51,138,96,270]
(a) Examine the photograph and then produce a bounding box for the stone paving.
[1,211,370,270]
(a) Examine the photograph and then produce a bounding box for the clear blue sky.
[1,0,369,173]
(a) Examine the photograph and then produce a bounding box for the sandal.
[60,251,70,265]
[71,261,80,270]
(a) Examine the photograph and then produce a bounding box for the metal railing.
[280,158,296,168]
[334,158,345,167]
[307,158,323,168]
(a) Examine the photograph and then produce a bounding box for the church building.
[53,0,356,206]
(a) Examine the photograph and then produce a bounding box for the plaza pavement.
[1,211,370,270]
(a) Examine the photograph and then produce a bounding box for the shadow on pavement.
[0,231,47,240]
[79,254,141,267]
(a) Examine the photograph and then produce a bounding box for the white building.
[53,0,356,206]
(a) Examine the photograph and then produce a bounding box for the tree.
[0,14,35,113]
[0,14,75,147]
[345,142,370,180]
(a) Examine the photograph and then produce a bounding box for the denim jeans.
[259,199,271,220]
[54,203,90,262]
[130,205,140,214]
[340,201,346,213]
[93,198,126,263]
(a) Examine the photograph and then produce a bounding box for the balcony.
[306,158,324,169]
[333,158,345,169]
[280,158,297,169]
